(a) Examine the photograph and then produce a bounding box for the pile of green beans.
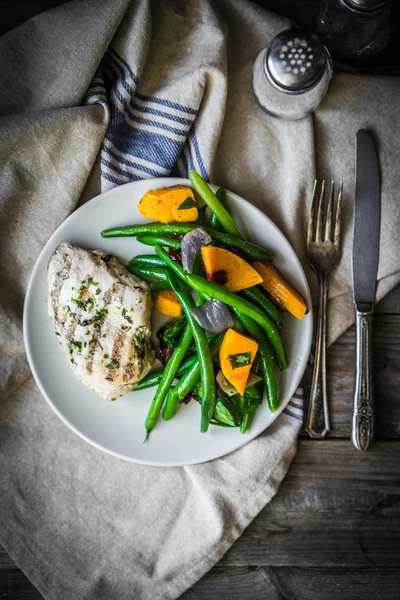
[101,170,288,437]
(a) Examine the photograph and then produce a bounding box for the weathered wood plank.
[4,565,400,600]
[302,314,400,438]
[0,548,15,569]
[182,566,400,599]
[0,570,43,600]
[266,566,400,600]
[181,566,283,599]
[221,440,400,566]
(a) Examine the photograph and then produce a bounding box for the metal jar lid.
[265,29,328,94]
[339,0,390,13]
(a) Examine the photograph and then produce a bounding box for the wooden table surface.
[2,285,400,598]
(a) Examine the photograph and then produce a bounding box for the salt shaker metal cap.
[265,30,327,94]
[252,27,333,120]
[339,0,390,12]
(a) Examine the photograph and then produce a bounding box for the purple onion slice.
[181,227,212,273]
[191,299,234,333]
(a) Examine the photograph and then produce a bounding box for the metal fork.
[305,179,343,438]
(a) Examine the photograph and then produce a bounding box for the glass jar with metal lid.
[252,28,333,120]
[315,0,393,61]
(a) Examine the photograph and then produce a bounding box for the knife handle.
[352,308,375,451]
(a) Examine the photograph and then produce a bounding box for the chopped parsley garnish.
[122,308,133,323]
[228,352,251,369]
[121,325,132,332]
[70,340,83,353]
[87,277,99,286]
[105,358,119,369]
[104,354,109,359]
[177,197,196,210]
[136,327,144,342]
[95,288,101,295]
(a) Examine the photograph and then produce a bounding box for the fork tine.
[307,180,318,245]
[324,180,334,241]
[334,180,343,247]
[315,180,325,242]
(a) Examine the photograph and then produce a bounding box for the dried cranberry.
[210,269,228,285]
[155,328,172,365]
[168,249,182,263]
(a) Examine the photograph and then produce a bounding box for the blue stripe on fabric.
[135,90,198,116]
[84,90,107,102]
[293,392,303,400]
[180,147,189,176]
[108,48,198,119]
[190,127,208,181]
[104,62,188,137]
[288,401,304,411]
[100,169,127,186]
[130,102,194,126]
[88,80,106,91]
[108,46,139,84]
[110,85,187,136]
[100,157,141,181]
[103,54,136,99]
[102,142,164,178]
[170,163,181,178]
[106,104,181,170]
[282,408,303,421]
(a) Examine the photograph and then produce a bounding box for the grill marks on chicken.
[47,243,154,401]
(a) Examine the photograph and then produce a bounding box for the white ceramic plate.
[23,178,312,466]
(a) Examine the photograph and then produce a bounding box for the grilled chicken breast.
[47,243,154,401]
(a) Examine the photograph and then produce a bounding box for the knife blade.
[351,129,381,452]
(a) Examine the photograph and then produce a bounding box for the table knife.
[351,129,381,452]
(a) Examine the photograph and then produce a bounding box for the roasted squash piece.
[153,289,183,318]
[200,246,263,292]
[252,261,307,320]
[138,186,198,223]
[219,329,259,396]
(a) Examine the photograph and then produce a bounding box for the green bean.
[166,271,216,433]
[189,171,246,240]
[195,205,207,226]
[136,234,182,250]
[133,355,198,391]
[102,223,272,262]
[129,254,165,267]
[241,286,281,326]
[240,410,254,434]
[210,188,225,231]
[128,265,168,280]
[233,309,278,412]
[149,281,172,291]
[187,275,286,370]
[154,245,188,281]
[154,245,286,369]
[144,322,193,437]
[163,332,225,420]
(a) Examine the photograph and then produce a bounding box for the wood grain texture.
[302,313,400,439]
[221,440,400,567]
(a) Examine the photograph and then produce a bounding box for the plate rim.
[23,178,313,466]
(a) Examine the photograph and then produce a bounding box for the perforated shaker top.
[265,29,327,93]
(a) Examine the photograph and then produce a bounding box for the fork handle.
[306,276,330,438]
[351,307,375,452]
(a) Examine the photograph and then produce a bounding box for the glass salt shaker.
[252,28,333,120]
[315,0,393,61]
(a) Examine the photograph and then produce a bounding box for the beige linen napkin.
[1,1,399,599]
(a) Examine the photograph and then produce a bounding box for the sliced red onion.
[181,227,212,273]
[191,300,234,333]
